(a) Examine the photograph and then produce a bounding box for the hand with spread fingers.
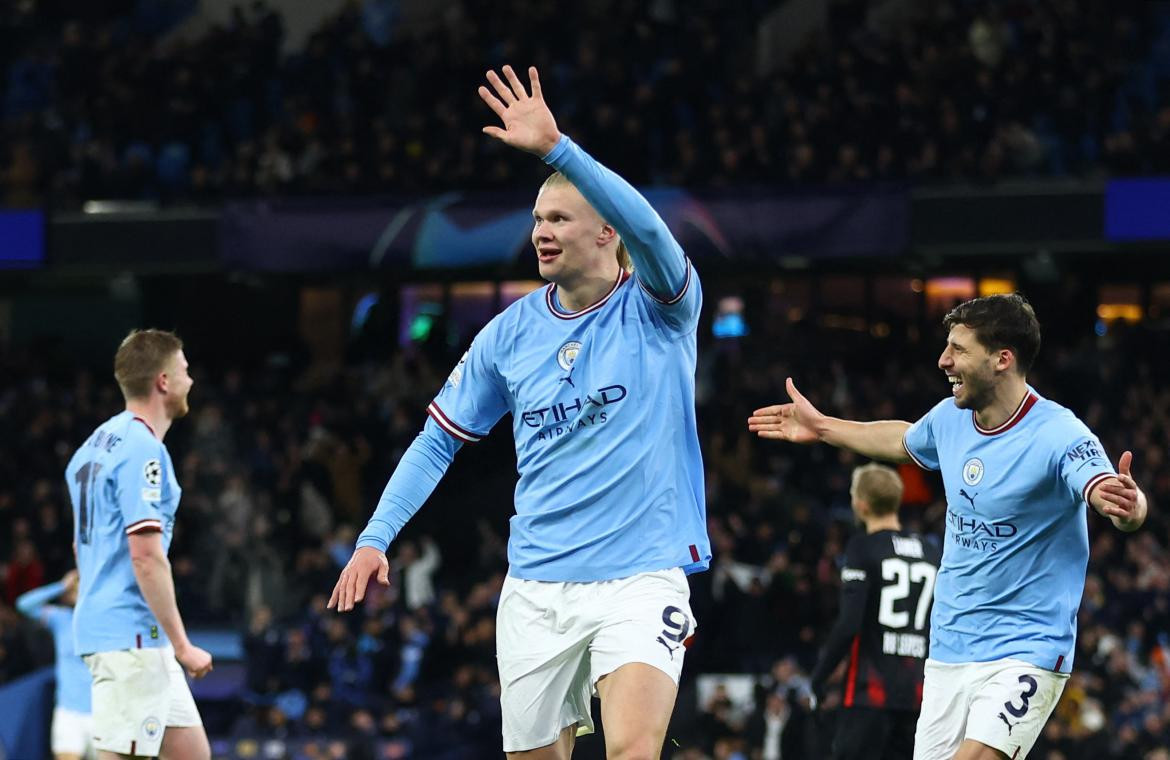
[1092,450,1148,532]
[748,377,825,444]
[478,64,562,156]
[327,546,391,613]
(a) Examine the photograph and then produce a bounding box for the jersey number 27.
[878,558,936,631]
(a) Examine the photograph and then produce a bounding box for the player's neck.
[974,376,1030,430]
[554,266,621,312]
[124,400,171,441]
[865,516,901,534]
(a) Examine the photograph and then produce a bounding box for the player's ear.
[596,224,617,247]
[995,348,1015,373]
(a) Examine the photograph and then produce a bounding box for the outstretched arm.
[479,65,687,300]
[748,378,911,463]
[1088,451,1148,532]
[328,417,461,612]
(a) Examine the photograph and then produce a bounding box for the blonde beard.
[166,393,190,419]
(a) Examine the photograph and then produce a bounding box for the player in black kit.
[810,463,943,760]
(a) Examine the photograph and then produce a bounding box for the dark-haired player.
[750,294,1147,760]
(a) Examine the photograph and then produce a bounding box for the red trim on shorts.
[689,544,700,562]
[1011,748,1020,759]
[136,634,142,648]
[844,636,860,707]
[1054,655,1065,672]
[131,741,137,755]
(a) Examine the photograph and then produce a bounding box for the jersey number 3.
[878,558,937,631]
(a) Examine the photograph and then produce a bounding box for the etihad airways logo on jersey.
[521,384,627,440]
[947,510,1018,552]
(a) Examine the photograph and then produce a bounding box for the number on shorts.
[1003,674,1039,718]
[661,605,690,643]
[878,558,936,631]
[74,461,102,545]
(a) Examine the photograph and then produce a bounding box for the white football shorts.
[496,567,696,753]
[51,706,95,759]
[83,646,202,757]
[914,657,1068,760]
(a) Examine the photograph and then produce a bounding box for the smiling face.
[531,183,619,289]
[938,324,1009,410]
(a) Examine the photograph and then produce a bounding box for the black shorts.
[833,706,918,760]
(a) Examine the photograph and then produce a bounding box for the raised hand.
[1095,451,1148,531]
[327,546,391,612]
[478,65,561,156]
[748,377,825,444]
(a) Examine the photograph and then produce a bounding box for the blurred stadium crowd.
[2,0,1170,206]
[0,310,1168,759]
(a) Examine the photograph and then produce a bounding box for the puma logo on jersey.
[960,489,978,510]
[998,712,1017,735]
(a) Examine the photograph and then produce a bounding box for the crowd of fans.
[2,0,1170,207]
[0,282,1168,758]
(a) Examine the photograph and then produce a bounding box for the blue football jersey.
[42,605,92,713]
[903,388,1115,672]
[429,265,708,582]
[355,135,710,582]
[65,411,181,654]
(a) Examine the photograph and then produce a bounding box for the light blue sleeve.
[903,399,946,471]
[1054,418,1116,505]
[15,581,66,622]
[114,434,167,532]
[427,323,511,444]
[355,417,462,552]
[543,136,698,329]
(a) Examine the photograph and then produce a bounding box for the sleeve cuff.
[542,134,573,167]
[355,537,389,553]
[902,436,934,471]
[1083,472,1115,505]
[125,519,162,535]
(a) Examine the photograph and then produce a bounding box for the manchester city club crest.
[963,457,985,486]
[556,341,582,371]
[142,716,162,739]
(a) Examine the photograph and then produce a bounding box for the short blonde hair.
[851,463,904,516]
[540,172,632,272]
[114,329,183,401]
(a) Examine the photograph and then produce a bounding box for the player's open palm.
[175,642,213,679]
[748,377,824,444]
[479,65,561,157]
[327,546,391,613]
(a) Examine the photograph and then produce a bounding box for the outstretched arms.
[749,378,912,463]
